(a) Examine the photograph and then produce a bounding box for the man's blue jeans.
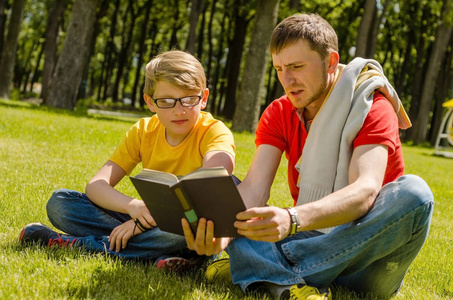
[46,189,195,260]
[227,175,434,297]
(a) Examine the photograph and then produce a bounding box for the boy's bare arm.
[202,150,235,174]
[85,161,155,228]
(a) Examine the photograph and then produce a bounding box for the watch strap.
[285,207,300,236]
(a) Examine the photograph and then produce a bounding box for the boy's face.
[144,81,208,146]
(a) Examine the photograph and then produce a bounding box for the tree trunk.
[367,0,390,58]
[205,0,217,81]
[111,0,137,103]
[221,4,249,119]
[41,0,68,102]
[429,33,453,145]
[0,0,26,99]
[100,0,120,101]
[355,0,375,58]
[131,0,153,107]
[0,0,9,55]
[46,0,99,110]
[186,0,204,54]
[232,0,280,132]
[83,0,109,99]
[196,1,208,60]
[29,42,45,93]
[209,6,228,114]
[412,0,452,144]
[169,0,182,49]
[403,4,431,141]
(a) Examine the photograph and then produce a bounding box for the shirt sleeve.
[255,99,290,152]
[199,120,236,159]
[109,120,143,175]
[353,92,399,155]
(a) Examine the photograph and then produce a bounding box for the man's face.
[272,39,331,111]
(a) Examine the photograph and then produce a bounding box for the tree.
[0,0,26,99]
[185,0,204,54]
[111,0,138,103]
[0,0,9,54]
[46,0,99,109]
[355,0,375,58]
[411,0,453,144]
[130,0,153,107]
[41,0,68,101]
[221,1,252,119]
[232,0,280,132]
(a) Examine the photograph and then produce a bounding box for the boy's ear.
[200,88,209,109]
[144,94,156,113]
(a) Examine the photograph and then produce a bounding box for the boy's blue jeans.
[227,175,434,297]
[46,189,195,260]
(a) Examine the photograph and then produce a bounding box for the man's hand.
[182,218,231,256]
[234,206,291,242]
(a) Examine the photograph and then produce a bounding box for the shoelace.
[47,233,77,248]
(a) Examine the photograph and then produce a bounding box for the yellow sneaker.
[281,283,332,300]
[205,258,231,282]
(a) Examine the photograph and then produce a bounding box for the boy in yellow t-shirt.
[19,50,236,272]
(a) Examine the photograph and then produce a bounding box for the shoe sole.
[205,258,231,281]
[156,257,196,273]
[18,227,26,242]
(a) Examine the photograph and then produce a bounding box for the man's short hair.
[143,50,206,97]
[270,13,338,59]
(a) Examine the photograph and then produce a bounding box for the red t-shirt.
[255,92,404,203]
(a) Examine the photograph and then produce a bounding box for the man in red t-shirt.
[183,13,433,299]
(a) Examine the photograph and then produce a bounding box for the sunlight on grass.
[1,102,452,299]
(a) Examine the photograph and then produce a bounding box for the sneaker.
[280,283,332,300]
[154,255,199,274]
[19,223,78,248]
[205,257,231,282]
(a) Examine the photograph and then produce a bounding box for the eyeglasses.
[151,95,202,109]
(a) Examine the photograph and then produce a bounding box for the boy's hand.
[182,218,231,256]
[109,219,141,252]
[127,198,156,229]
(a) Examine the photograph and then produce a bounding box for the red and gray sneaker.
[154,255,200,274]
[19,223,78,248]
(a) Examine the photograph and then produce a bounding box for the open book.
[129,167,247,237]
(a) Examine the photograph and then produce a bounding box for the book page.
[181,167,229,180]
[133,169,179,185]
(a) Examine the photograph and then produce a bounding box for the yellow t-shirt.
[109,111,235,176]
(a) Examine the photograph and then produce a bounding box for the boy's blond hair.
[270,13,338,59]
[143,50,206,97]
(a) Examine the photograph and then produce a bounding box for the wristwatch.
[285,207,300,236]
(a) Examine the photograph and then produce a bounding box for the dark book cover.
[130,168,246,237]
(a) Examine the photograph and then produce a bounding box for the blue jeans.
[46,189,196,261]
[227,175,434,298]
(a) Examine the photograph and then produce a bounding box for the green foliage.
[0,102,452,299]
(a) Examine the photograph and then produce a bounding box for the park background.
[0,0,452,299]
[0,0,453,143]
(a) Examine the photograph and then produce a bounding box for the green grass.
[0,100,452,299]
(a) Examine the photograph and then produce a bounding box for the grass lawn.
[0,99,452,299]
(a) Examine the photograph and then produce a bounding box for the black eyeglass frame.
[151,95,203,109]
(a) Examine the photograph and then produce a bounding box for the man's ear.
[327,51,339,74]
[200,88,209,109]
[143,94,156,113]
